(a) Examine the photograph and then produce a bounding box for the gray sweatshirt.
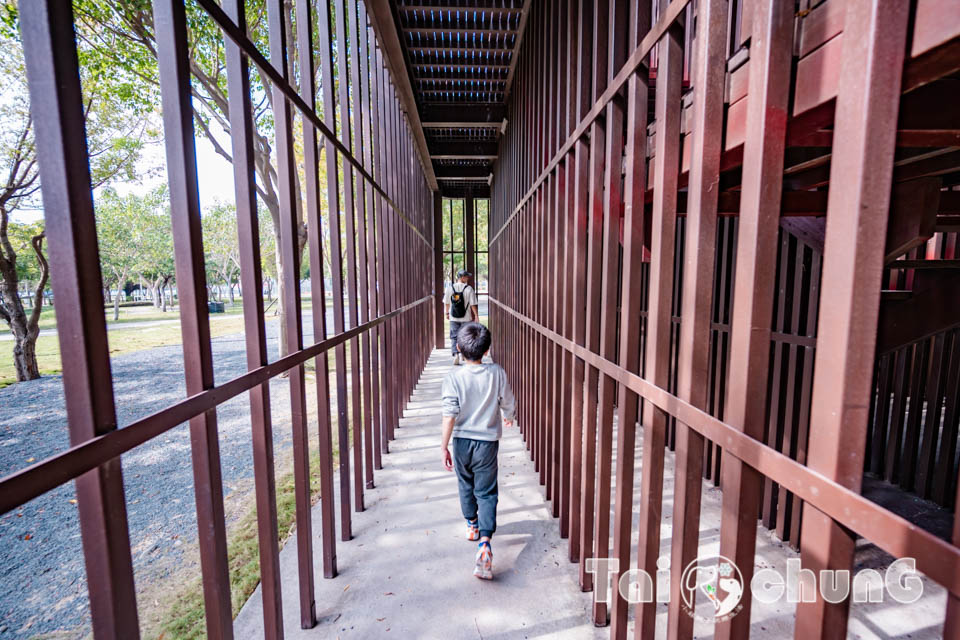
[441,362,517,441]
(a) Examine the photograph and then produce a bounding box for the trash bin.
[208,301,225,313]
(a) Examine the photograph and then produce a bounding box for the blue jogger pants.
[452,437,499,538]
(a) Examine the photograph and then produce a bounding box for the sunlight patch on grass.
[0,314,247,387]
[153,447,332,640]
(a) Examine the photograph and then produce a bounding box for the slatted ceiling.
[426,126,498,139]
[390,0,528,196]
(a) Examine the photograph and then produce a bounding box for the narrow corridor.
[235,349,605,639]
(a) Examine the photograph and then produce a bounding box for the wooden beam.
[885,177,942,263]
[434,164,491,178]
[877,272,960,354]
[428,139,498,156]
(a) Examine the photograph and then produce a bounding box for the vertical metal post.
[265,0,316,626]
[608,0,651,634]
[337,0,365,514]
[591,0,628,626]
[578,0,609,591]
[465,194,476,286]
[634,3,683,634]
[434,193,445,347]
[317,0,353,541]
[350,0,375,493]
[795,2,909,638]
[714,1,794,638]
[153,0,234,634]
[360,9,383,473]
[666,0,728,638]
[20,3,139,637]
[294,0,337,580]
[224,0,287,629]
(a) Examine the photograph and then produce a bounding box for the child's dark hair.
[457,322,491,362]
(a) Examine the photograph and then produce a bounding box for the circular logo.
[679,554,745,623]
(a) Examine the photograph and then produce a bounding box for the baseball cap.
[457,269,472,278]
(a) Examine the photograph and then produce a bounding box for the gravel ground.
[0,312,340,639]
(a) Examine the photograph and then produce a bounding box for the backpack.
[450,282,470,318]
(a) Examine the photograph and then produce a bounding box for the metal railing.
[8,1,436,638]
[488,0,960,639]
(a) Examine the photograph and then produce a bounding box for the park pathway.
[234,348,605,640]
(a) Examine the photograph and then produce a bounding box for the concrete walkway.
[235,349,605,639]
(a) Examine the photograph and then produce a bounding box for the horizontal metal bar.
[430,154,499,160]
[421,103,506,122]
[403,27,517,35]
[408,45,514,53]
[488,297,960,598]
[415,77,507,84]
[422,121,502,128]
[398,5,523,14]
[489,0,692,246]
[0,295,433,516]
[413,63,510,69]
[887,259,960,269]
[193,0,431,247]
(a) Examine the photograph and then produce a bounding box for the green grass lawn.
[154,448,329,640]
[0,297,316,335]
[0,298,327,388]
[150,370,341,640]
[0,314,250,388]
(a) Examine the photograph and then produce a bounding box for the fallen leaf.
[26,458,34,463]
[23,534,31,540]
[377,617,385,622]
[68,499,77,505]
[383,592,394,596]
[343,585,350,592]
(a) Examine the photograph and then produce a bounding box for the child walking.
[440,322,517,580]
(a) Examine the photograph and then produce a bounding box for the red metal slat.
[352,0,376,491]
[293,0,337,581]
[20,3,140,637]
[266,1,316,626]
[337,0,366,516]
[794,1,910,637]
[591,0,629,628]
[153,0,234,635]
[490,296,960,600]
[713,0,795,637]
[635,3,683,635]
[317,0,353,542]
[664,0,728,637]
[224,0,287,627]
[610,0,655,632]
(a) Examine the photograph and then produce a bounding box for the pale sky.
[11,131,239,224]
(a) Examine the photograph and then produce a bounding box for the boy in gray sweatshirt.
[440,322,517,580]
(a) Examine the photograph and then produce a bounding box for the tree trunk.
[0,231,48,382]
[228,282,235,304]
[275,247,288,360]
[12,324,40,380]
[113,268,126,322]
[4,295,40,381]
[151,278,162,308]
